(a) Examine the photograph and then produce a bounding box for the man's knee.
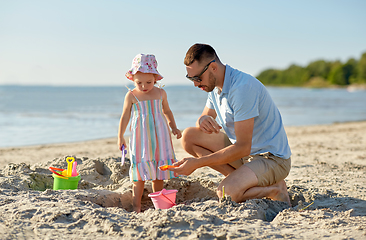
[182,127,199,139]
[216,183,243,203]
[216,166,259,203]
[181,127,200,148]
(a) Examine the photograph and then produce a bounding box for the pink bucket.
[148,189,178,209]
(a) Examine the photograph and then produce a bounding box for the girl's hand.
[118,137,126,151]
[199,115,222,134]
[172,128,182,139]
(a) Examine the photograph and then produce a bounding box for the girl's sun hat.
[125,54,163,81]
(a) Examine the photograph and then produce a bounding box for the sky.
[1,0,365,86]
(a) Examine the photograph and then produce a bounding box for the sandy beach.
[0,121,365,239]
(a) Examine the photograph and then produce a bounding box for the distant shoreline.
[2,119,366,149]
[264,82,366,90]
[1,120,366,169]
[1,83,366,89]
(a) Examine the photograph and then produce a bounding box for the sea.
[0,85,365,147]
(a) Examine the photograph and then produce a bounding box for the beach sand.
[0,121,365,239]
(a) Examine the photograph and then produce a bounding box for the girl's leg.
[152,180,164,192]
[132,181,145,213]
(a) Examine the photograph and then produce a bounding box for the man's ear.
[211,62,218,72]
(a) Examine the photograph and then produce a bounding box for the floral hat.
[125,54,163,81]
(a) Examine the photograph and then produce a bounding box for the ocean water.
[0,85,365,147]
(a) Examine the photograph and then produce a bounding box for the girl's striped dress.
[129,92,177,182]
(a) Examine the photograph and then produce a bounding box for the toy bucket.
[148,188,178,209]
[52,173,81,190]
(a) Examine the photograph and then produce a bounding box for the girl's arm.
[118,92,133,150]
[161,89,182,139]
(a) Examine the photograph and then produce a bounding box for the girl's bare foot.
[133,204,141,213]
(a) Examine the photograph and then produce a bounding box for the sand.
[0,121,365,239]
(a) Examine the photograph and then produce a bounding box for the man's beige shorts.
[224,135,291,187]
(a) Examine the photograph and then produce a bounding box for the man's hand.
[169,157,198,176]
[199,115,222,134]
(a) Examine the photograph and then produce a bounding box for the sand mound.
[0,156,293,239]
[1,121,366,239]
[1,155,365,239]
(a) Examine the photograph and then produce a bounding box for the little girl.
[118,54,182,213]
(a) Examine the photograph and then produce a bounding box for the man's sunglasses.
[186,60,215,82]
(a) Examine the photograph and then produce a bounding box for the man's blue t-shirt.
[206,65,291,159]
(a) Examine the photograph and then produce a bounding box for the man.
[170,43,292,205]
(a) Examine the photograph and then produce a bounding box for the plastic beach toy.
[71,161,78,177]
[148,189,178,209]
[49,166,81,190]
[49,167,68,179]
[48,157,81,190]
[52,172,81,190]
[121,145,127,165]
[158,165,177,171]
[66,157,75,177]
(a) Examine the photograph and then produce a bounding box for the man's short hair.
[184,43,218,66]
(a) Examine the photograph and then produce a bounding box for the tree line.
[256,52,366,87]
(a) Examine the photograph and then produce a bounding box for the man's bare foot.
[268,180,292,207]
